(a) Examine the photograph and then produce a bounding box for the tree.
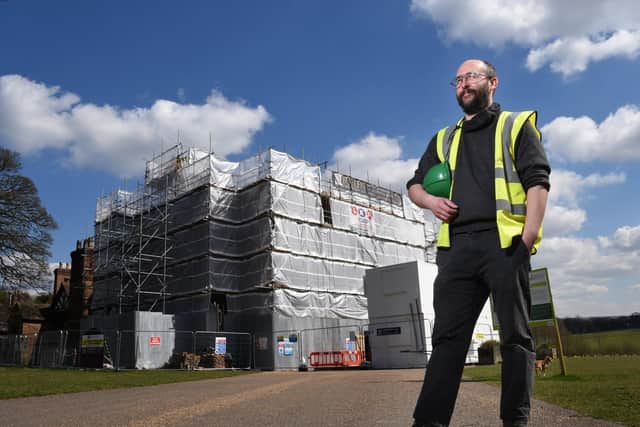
[0,147,57,291]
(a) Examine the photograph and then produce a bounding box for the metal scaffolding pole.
[93,145,178,314]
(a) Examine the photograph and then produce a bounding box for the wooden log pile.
[199,352,226,368]
[167,352,200,369]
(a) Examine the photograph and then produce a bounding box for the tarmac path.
[0,369,622,427]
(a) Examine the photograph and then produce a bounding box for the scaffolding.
[93,147,178,314]
[89,144,439,368]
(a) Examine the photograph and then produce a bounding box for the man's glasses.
[450,72,491,87]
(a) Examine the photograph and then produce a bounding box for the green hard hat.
[423,162,451,198]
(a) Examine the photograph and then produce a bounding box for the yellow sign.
[81,334,105,348]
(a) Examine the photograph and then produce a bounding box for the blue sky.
[1,1,639,317]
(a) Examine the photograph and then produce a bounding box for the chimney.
[83,238,93,249]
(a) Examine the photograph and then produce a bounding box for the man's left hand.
[521,233,535,251]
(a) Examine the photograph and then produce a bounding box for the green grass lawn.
[464,355,640,427]
[0,367,254,399]
[563,329,640,355]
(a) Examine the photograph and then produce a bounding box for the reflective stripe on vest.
[437,119,464,181]
[435,110,542,252]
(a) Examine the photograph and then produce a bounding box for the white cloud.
[598,225,640,251]
[527,30,640,77]
[542,168,624,237]
[0,75,271,177]
[631,284,640,291]
[543,205,586,237]
[535,232,639,316]
[547,169,625,208]
[538,236,635,277]
[410,0,547,48]
[0,75,78,153]
[331,132,419,192]
[542,105,640,162]
[410,0,640,75]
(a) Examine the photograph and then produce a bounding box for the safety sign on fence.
[81,334,104,352]
[215,337,227,354]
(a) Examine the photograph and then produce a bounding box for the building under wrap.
[88,145,438,369]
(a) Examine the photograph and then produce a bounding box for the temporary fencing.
[309,350,365,368]
[0,333,38,367]
[268,324,367,370]
[0,321,496,370]
[0,329,252,370]
[193,331,252,369]
[31,330,67,368]
[247,322,423,370]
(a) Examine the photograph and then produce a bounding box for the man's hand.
[408,183,459,222]
[430,197,459,222]
[521,232,536,251]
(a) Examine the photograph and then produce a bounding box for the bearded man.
[406,59,551,427]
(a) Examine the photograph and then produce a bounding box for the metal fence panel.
[61,330,81,367]
[116,330,135,369]
[271,330,302,370]
[292,324,365,370]
[0,335,21,366]
[135,330,176,369]
[167,330,197,369]
[193,331,252,369]
[33,330,65,368]
[0,334,39,367]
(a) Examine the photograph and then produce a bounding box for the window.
[320,193,332,225]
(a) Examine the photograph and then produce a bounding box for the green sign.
[529,268,556,327]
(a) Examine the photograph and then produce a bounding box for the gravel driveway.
[0,369,623,426]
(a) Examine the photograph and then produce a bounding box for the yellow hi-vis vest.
[435,110,543,253]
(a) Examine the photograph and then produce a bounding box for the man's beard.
[456,84,491,115]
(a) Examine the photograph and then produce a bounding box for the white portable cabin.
[364,260,498,368]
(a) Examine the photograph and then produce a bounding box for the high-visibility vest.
[435,110,543,253]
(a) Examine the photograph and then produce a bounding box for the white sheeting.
[135,311,175,369]
[208,149,320,192]
[210,180,321,225]
[329,198,434,246]
[273,289,368,320]
[270,181,323,224]
[268,150,321,193]
[97,148,321,222]
[95,190,136,223]
[272,252,367,294]
[93,145,439,318]
[273,216,428,266]
[323,171,405,217]
[225,289,368,320]
[97,147,435,240]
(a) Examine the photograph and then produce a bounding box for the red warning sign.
[149,336,161,346]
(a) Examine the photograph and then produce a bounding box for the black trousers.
[414,229,535,425]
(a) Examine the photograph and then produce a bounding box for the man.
[406,59,550,427]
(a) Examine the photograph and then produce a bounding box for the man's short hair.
[482,60,497,78]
